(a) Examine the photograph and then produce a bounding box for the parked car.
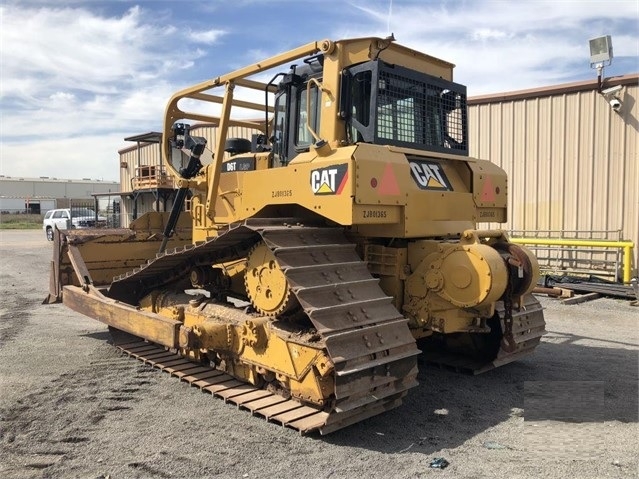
[43,208,107,241]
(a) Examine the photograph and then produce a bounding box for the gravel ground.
[0,229,637,479]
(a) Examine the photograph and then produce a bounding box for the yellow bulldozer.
[47,36,545,434]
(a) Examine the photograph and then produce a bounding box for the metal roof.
[123,132,162,143]
[468,73,638,105]
[0,176,118,184]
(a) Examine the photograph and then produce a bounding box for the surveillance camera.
[601,85,622,96]
[609,97,622,111]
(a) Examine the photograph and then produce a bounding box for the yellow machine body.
[48,36,545,434]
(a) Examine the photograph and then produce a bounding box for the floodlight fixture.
[589,35,613,68]
[589,35,614,92]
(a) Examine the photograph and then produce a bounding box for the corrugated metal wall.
[468,75,638,277]
[0,177,119,197]
[119,142,163,194]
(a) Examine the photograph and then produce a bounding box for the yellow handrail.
[509,237,635,283]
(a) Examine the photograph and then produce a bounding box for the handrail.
[509,237,635,284]
[131,165,174,190]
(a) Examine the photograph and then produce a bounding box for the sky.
[0,0,637,182]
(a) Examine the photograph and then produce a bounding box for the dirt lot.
[0,229,637,479]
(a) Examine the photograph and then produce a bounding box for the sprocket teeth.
[244,242,298,317]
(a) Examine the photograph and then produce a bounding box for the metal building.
[469,74,638,280]
[0,176,119,214]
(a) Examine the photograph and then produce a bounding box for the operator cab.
[340,60,468,154]
[271,54,469,165]
[269,55,324,165]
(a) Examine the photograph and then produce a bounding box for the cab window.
[272,91,288,164]
[295,83,321,148]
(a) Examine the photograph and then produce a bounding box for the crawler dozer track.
[98,219,420,434]
[110,329,334,434]
[57,218,545,433]
[420,294,546,374]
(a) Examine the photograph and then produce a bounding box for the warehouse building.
[117,74,637,281]
[469,73,637,281]
[0,176,119,215]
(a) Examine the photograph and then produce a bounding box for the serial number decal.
[363,209,387,219]
[409,160,453,191]
[479,211,496,218]
[271,190,292,198]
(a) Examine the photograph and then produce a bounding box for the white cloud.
[0,133,127,182]
[344,0,639,94]
[2,6,148,97]
[471,28,510,41]
[49,92,76,103]
[188,28,226,45]
[0,3,225,179]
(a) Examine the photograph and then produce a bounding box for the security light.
[589,35,614,93]
[589,35,613,67]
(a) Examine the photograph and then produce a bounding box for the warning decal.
[378,163,401,195]
[408,160,453,191]
[480,176,496,202]
[310,164,349,195]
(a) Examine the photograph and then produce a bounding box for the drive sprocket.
[244,241,299,317]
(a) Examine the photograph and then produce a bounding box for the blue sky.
[1,0,637,181]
